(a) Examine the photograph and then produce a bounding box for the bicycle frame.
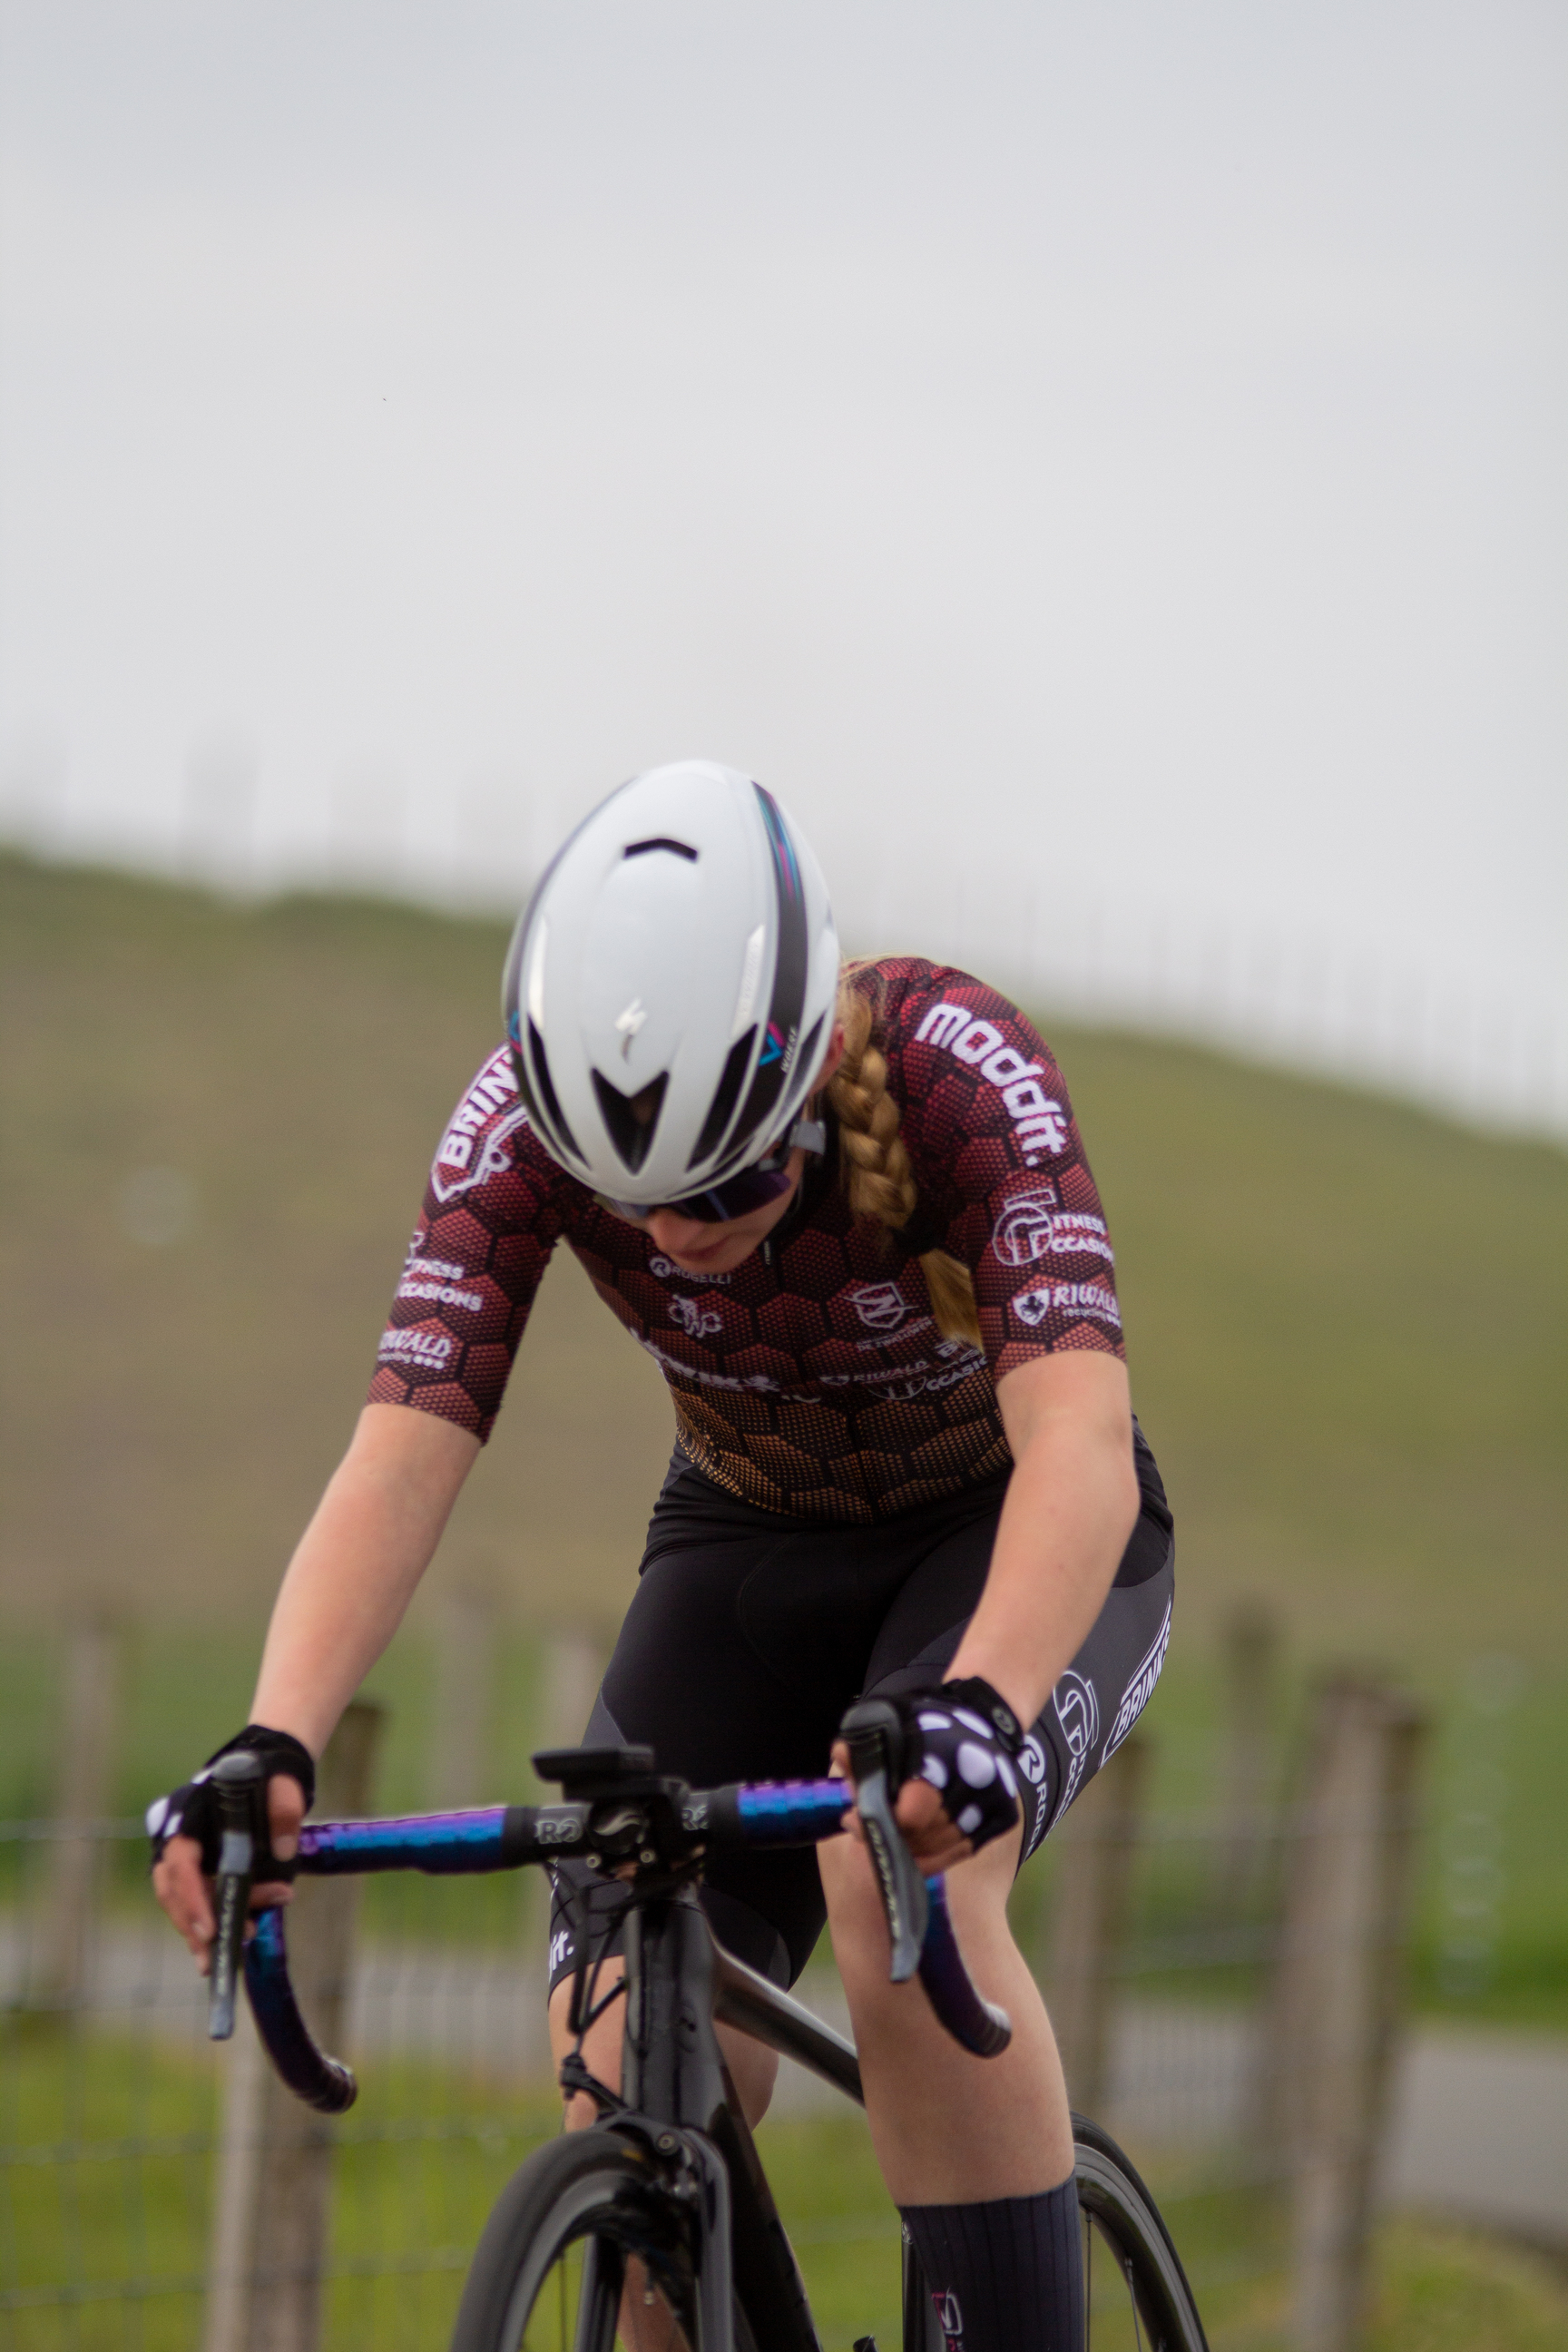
[615,1889,819,2352]
[208,1740,1205,2352]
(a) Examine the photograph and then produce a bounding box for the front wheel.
[450,2129,698,2352]
[1073,2116,1209,2352]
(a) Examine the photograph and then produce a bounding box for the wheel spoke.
[572,2238,623,2352]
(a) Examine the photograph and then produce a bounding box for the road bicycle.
[205,1701,1208,2352]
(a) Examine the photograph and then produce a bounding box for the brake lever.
[207,1749,264,2040]
[840,1698,928,1983]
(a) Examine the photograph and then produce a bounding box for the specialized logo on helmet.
[1052,1670,1101,1812]
[613,998,647,1059]
[849,1280,910,1333]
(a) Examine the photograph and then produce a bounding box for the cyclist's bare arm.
[853,1351,1140,1874]
[153,1401,478,1965]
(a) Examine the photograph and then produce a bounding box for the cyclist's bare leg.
[548,1962,780,2132]
[818,1820,1076,2200]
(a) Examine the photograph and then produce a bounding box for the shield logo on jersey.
[849,1280,910,1333]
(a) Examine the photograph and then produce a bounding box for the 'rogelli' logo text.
[913,1001,1068,1164]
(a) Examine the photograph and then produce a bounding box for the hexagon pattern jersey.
[368,959,1125,1524]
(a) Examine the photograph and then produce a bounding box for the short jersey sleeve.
[877,962,1125,1380]
[367,1044,571,1440]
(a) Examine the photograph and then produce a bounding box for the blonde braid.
[827,973,983,1351]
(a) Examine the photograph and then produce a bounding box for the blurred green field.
[3,851,1563,1662]
[5,850,1564,1658]
[2,852,1564,2023]
[4,2029,1567,2352]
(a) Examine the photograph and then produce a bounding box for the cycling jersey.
[368,958,1124,1524]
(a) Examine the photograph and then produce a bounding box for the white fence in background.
[1,751,1563,1142]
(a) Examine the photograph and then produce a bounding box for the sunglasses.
[603,1118,826,1227]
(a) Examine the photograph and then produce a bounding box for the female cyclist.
[152,760,1173,2352]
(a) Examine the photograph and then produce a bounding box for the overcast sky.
[1,1,1563,1127]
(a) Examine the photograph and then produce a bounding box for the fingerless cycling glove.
[895,1674,1025,1855]
[145,1725,315,1875]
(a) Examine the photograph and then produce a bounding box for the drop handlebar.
[205,1735,1012,2112]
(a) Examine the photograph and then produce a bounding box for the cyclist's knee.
[820,1823,1020,2001]
[718,2024,780,2127]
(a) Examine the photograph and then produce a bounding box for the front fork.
[614,1890,827,2352]
[616,1893,738,2352]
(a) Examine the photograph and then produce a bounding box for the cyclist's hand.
[829,1741,977,1874]
[148,1726,315,1976]
[152,1773,303,1974]
[152,1830,219,1970]
[833,1675,1025,1874]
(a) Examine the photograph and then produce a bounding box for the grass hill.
[4,850,1562,1671]
[4,851,1565,2022]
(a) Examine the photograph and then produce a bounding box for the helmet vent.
[688,1028,756,1171]
[525,1022,583,1164]
[622,837,698,862]
[593,1069,669,1172]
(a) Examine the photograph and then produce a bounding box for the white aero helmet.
[503,761,841,1206]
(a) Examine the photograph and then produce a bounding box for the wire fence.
[1,1820,561,2350]
[4,778,1563,1143]
[1,1683,1429,2352]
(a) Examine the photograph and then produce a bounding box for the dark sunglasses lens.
[681,1163,797,1221]
[610,1160,796,1226]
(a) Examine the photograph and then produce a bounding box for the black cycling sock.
[899,2181,1083,2352]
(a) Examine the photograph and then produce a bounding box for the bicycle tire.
[1073,2116,1209,2352]
[451,2128,759,2352]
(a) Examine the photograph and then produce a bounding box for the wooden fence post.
[429,1586,496,1808]
[34,1615,122,2008]
[1218,1600,1281,1909]
[1269,1677,1427,2352]
[1043,1734,1150,2116]
[203,1700,385,2352]
[535,1625,605,1763]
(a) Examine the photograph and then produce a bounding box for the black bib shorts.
[548,1427,1173,1994]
